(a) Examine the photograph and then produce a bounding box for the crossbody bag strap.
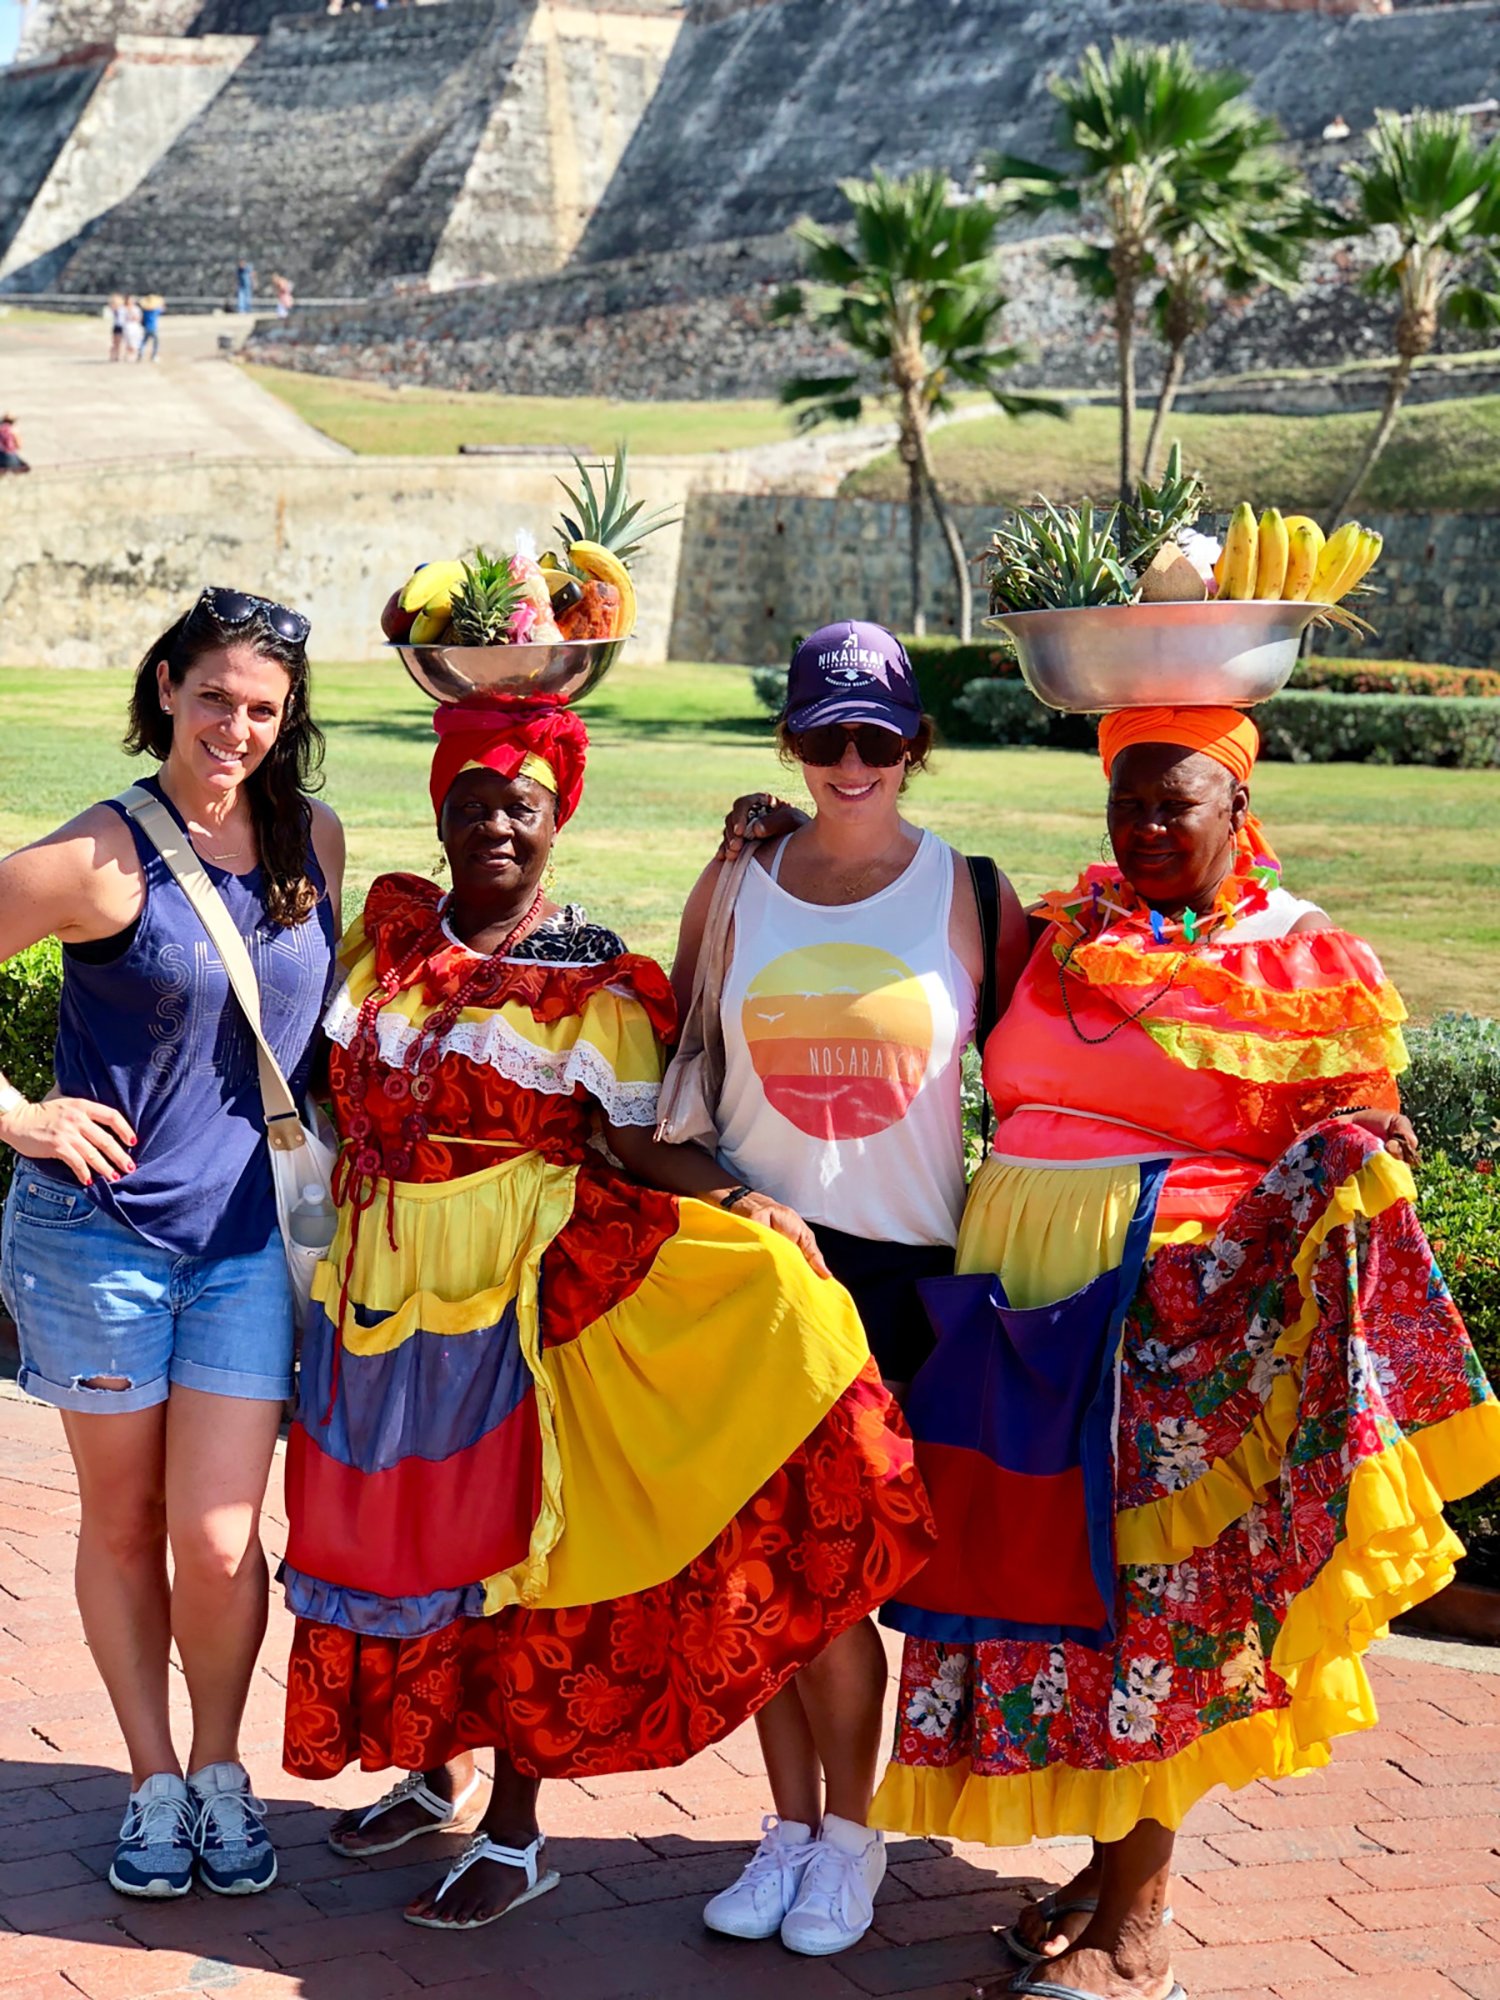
[966,853,1001,1160]
[117,786,303,1148]
[681,842,756,1056]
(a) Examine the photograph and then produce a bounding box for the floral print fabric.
[883,1124,1500,1836]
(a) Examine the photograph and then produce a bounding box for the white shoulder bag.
[118,785,337,1316]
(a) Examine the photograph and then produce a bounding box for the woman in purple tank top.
[0,589,342,1902]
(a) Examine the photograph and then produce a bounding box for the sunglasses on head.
[792,722,909,768]
[196,586,310,646]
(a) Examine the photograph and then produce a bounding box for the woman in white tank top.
[671,622,1029,1959]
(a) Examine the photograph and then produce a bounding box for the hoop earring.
[432,851,447,875]
[1099,830,1113,863]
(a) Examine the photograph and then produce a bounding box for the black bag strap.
[966,854,1001,1158]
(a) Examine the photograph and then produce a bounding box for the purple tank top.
[45,776,337,1259]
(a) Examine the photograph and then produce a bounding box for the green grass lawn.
[844,393,1500,515]
[3,661,1495,1020]
[247,368,798,457]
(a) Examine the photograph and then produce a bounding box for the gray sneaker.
[109,1772,196,1898]
[190,1761,277,1896]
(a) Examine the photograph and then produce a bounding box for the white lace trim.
[323,984,659,1128]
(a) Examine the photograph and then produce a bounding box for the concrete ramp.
[1,35,253,289]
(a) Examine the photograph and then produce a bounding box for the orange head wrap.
[1097,705,1260,783]
[1096,705,1277,873]
[429,701,589,828]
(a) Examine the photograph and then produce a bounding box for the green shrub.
[955,677,1100,752]
[1403,1015,1500,1170]
[1294,657,1500,699]
[1416,1150,1500,1545]
[750,665,784,714]
[0,940,62,1204]
[1257,691,1500,767]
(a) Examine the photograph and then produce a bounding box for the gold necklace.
[189,821,249,864]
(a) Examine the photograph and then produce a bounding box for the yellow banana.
[1214,502,1259,600]
[568,538,636,639]
[1281,521,1322,602]
[1255,509,1289,601]
[1336,526,1383,598]
[399,559,469,618]
[1282,515,1324,559]
[1311,522,1363,604]
[410,607,451,645]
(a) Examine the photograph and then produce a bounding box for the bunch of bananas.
[1213,505,1382,607]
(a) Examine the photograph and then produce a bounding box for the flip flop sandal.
[403,1831,560,1932]
[327,1770,484,1858]
[1003,1896,1175,1967]
[1007,1979,1186,2000]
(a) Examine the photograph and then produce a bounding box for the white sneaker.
[779,1814,885,1957]
[703,1814,815,1940]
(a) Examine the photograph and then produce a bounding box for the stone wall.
[38,3,540,297]
[0,48,108,269]
[668,495,1500,670]
[0,35,253,288]
[577,0,1500,265]
[0,451,700,668]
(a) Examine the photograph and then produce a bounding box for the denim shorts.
[1,1171,294,1413]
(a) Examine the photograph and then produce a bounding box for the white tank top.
[717,828,976,1246]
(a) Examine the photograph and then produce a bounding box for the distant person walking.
[271,273,294,319]
[108,295,127,363]
[235,259,255,314]
[138,295,163,363]
[0,413,29,474]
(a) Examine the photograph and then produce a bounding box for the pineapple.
[986,498,1137,613]
[555,444,679,566]
[450,551,524,646]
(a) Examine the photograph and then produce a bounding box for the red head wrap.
[429,701,589,828]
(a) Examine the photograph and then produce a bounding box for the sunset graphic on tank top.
[741,943,934,1140]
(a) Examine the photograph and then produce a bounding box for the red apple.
[381,588,417,641]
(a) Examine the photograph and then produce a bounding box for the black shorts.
[809,1223,954,1384]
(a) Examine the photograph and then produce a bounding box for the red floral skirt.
[284,1361,935,1780]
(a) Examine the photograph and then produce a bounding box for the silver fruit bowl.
[391,636,624,706]
[985,600,1328,713]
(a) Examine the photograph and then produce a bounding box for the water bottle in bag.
[287,1182,337,1252]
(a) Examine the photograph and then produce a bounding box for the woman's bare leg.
[790,1616,887,1824]
[60,1404,175,1785]
[406,1755,544,1924]
[1009,1840,1104,1958]
[162,1386,282,1771]
[752,1685,823,1829]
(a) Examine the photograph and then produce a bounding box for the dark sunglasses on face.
[792,722,910,768]
[196,586,310,646]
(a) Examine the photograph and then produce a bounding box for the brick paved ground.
[2,1381,1498,2000]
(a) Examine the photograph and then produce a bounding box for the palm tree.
[1324,108,1500,527]
[987,38,1271,498]
[771,168,1058,640]
[1140,150,1316,478]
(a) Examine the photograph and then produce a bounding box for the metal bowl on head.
[391,636,624,707]
[985,600,1327,713]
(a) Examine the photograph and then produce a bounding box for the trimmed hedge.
[0,941,62,1205]
[1296,657,1500,699]
[1257,690,1500,767]
[956,680,1500,767]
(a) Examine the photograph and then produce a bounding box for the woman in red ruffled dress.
[280,700,934,1928]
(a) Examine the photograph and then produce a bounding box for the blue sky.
[1,2,22,64]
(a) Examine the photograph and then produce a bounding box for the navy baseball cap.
[784,621,923,734]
